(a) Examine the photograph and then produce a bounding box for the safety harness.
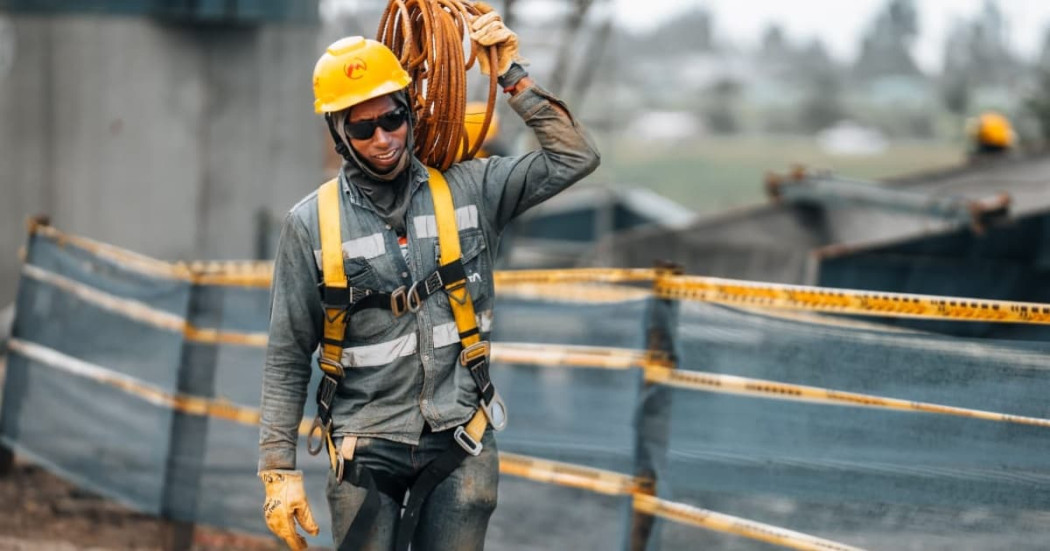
[307,168,506,550]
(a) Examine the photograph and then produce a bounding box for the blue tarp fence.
[5,223,1050,550]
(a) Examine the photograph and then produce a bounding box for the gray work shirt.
[259,84,600,471]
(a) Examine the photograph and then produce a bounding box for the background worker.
[967,111,1016,161]
[257,6,599,551]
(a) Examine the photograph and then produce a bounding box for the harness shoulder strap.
[425,167,506,433]
[309,178,349,466]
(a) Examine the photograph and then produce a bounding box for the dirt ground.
[0,460,284,551]
[0,356,284,551]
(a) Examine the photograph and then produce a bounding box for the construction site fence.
[4,224,1050,550]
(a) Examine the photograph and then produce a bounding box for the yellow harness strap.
[426,167,495,444]
[314,178,348,469]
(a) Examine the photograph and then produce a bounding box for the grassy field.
[590,135,966,214]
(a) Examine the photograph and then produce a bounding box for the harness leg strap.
[337,461,409,550]
[393,444,472,551]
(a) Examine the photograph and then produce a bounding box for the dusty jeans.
[327,428,499,551]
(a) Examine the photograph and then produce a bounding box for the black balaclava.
[327,89,415,234]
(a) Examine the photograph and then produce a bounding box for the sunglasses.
[344,107,409,140]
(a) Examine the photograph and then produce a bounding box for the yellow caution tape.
[30,224,1050,324]
[494,282,652,303]
[22,264,268,348]
[8,338,313,434]
[497,451,864,550]
[656,275,1050,325]
[494,268,658,286]
[491,342,649,370]
[491,342,1050,430]
[31,224,273,288]
[0,337,914,551]
[644,365,1050,429]
[633,494,866,551]
[498,452,646,496]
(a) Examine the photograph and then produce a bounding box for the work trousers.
[327,428,499,550]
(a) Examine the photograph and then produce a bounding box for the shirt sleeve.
[466,82,601,233]
[258,212,323,472]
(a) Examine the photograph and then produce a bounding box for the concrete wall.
[0,13,326,305]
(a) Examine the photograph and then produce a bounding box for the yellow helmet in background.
[970,112,1015,149]
[313,37,411,114]
[460,101,500,160]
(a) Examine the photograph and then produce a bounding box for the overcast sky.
[609,0,1050,71]
[322,0,1050,72]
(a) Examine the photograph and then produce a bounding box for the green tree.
[854,0,922,79]
[799,40,845,132]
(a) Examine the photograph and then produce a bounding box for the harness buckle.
[406,282,425,313]
[446,280,468,305]
[480,389,508,431]
[453,426,483,456]
[459,341,491,367]
[335,451,345,482]
[307,416,331,456]
[317,356,345,378]
[390,286,409,317]
[423,270,444,296]
[317,374,340,411]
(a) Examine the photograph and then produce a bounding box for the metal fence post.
[627,262,682,551]
[158,283,224,550]
[0,444,13,477]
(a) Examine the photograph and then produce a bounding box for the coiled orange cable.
[378,0,499,170]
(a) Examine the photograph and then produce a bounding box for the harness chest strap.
[425,166,507,436]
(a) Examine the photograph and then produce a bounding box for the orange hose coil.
[378,0,499,170]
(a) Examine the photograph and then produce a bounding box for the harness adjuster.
[459,340,490,367]
[481,389,508,432]
[307,416,332,456]
[317,374,340,411]
[322,284,351,308]
[390,286,409,317]
[317,356,345,378]
[423,270,445,296]
[335,451,345,482]
[453,426,483,456]
[406,283,425,313]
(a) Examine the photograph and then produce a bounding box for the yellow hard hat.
[973,112,1015,149]
[313,37,411,114]
[461,102,500,159]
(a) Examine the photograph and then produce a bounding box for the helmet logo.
[344,58,367,80]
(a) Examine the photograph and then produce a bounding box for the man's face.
[344,94,409,174]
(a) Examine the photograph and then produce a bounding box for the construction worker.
[968,111,1015,158]
[257,7,599,551]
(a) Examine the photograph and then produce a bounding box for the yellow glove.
[469,4,526,76]
[260,470,320,550]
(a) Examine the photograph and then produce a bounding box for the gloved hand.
[260,470,320,550]
[470,2,526,77]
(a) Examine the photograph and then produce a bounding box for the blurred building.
[499,184,696,269]
[0,0,324,306]
[585,154,1050,340]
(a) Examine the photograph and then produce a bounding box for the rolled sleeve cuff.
[508,83,555,119]
[258,443,297,473]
